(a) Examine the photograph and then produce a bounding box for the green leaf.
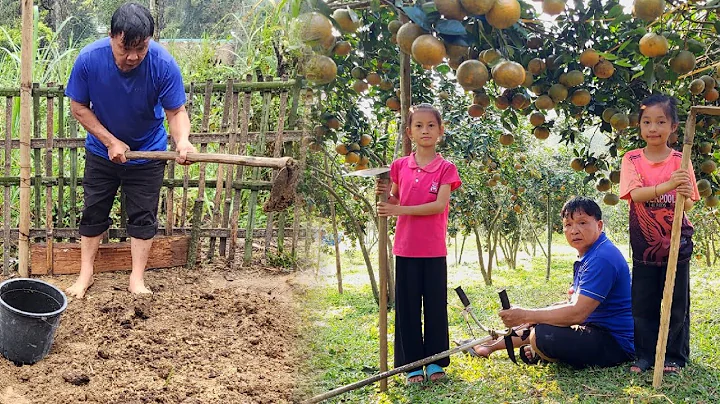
[614,60,635,68]
[618,40,632,53]
[609,13,632,28]
[643,59,656,89]
[435,19,467,36]
[597,52,618,61]
[607,4,624,18]
[402,6,432,31]
[436,64,451,74]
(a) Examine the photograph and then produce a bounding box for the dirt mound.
[0,265,301,403]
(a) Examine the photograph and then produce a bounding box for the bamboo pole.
[301,335,493,404]
[377,171,389,392]
[652,107,713,387]
[45,90,54,274]
[264,78,289,256]
[18,0,33,277]
[125,151,291,168]
[399,22,411,157]
[3,97,11,275]
[207,80,232,259]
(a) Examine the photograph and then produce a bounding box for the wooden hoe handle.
[125,151,293,169]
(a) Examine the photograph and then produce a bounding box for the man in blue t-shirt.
[65,2,196,299]
[462,197,634,368]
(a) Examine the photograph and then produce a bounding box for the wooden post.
[652,108,698,387]
[3,97,12,275]
[546,193,551,280]
[18,0,34,277]
[378,171,389,392]
[399,33,412,158]
[45,89,54,274]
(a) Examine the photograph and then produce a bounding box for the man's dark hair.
[110,2,154,46]
[561,196,602,221]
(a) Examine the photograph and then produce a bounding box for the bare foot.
[407,375,424,384]
[471,345,492,358]
[66,277,94,299]
[128,276,152,295]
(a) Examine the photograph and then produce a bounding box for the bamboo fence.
[0,75,312,275]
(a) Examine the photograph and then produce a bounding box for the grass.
[297,238,720,403]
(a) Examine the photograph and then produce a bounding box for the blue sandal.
[406,369,425,384]
[426,363,446,381]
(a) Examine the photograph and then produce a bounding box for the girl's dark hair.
[639,93,679,125]
[561,196,602,221]
[110,2,154,46]
[406,103,442,129]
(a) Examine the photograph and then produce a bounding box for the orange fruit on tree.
[706,195,719,207]
[335,143,348,155]
[522,71,534,87]
[332,8,362,33]
[701,159,717,174]
[499,133,515,145]
[705,88,720,102]
[445,42,469,60]
[570,89,591,106]
[388,20,403,35]
[527,58,546,75]
[348,142,361,152]
[479,49,502,65]
[596,178,612,192]
[602,108,618,123]
[353,80,369,93]
[492,60,526,88]
[530,112,545,126]
[534,126,550,139]
[669,50,696,75]
[527,36,542,49]
[594,59,615,79]
[579,49,600,67]
[334,41,352,56]
[535,95,555,110]
[298,12,333,46]
[305,55,338,85]
[511,93,530,109]
[486,0,521,29]
[633,0,665,22]
[570,158,584,171]
[379,80,394,91]
[628,112,640,127]
[345,152,360,164]
[495,95,510,110]
[542,0,566,15]
[548,83,569,102]
[386,96,401,110]
[325,116,340,129]
[610,170,621,184]
[360,134,373,146]
[457,60,489,91]
[411,34,447,68]
[473,92,491,107]
[565,70,585,87]
[396,22,426,55]
[468,104,486,117]
[610,113,630,130]
[603,193,620,206]
[366,72,382,86]
[435,0,468,20]
[639,32,669,57]
[690,79,706,95]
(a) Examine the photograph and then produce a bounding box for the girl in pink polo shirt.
[619,94,699,375]
[376,103,461,384]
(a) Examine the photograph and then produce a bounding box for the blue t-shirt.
[572,233,635,355]
[65,38,186,164]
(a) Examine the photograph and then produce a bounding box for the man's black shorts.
[533,323,633,369]
[79,152,166,240]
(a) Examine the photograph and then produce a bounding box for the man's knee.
[530,324,558,362]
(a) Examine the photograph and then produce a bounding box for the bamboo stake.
[264,78,289,256]
[18,0,33,277]
[125,151,291,169]
[377,171,389,392]
[45,90,54,274]
[399,18,412,157]
[652,106,717,387]
[180,82,193,229]
[220,80,241,257]
[3,97,11,275]
[301,335,493,404]
[292,89,312,259]
[207,80,232,259]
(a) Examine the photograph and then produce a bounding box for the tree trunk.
[458,234,466,264]
[473,226,490,285]
[546,195,552,281]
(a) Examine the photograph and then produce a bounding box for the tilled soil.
[0,262,302,404]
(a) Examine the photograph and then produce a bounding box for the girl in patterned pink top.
[619,94,699,375]
[376,104,461,384]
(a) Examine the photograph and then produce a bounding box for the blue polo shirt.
[572,233,635,355]
[65,38,186,164]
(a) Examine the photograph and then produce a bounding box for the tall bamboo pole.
[18,0,33,277]
[652,107,700,387]
[377,172,389,392]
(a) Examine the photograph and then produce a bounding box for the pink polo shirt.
[390,153,461,258]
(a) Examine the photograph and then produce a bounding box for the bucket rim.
[0,278,68,318]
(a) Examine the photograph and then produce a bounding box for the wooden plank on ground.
[30,235,189,275]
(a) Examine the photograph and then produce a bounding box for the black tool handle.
[455,286,471,308]
[499,289,511,310]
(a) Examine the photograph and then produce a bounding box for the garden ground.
[0,260,304,404]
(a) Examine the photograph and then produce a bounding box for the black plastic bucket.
[0,278,67,365]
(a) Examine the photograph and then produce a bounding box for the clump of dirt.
[0,263,302,403]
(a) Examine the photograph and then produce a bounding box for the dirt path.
[0,262,303,404]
